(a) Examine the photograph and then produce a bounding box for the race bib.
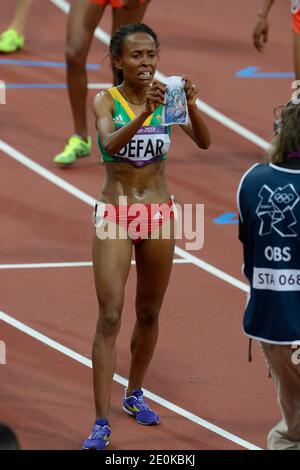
[116,126,170,162]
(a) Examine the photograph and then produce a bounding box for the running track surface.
[0,0,293,450]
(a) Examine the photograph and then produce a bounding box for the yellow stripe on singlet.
[108,87,152,126]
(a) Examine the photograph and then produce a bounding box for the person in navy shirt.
[237,101,300,450]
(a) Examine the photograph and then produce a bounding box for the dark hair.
[268,102,300,164]
[0,423,20,450]
[109,23,160,86]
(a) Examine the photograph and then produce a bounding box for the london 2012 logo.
[256,184,300,237]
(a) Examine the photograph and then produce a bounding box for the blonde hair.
[267,103,300,164]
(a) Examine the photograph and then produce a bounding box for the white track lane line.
[49,0,270,151]
[0,259,189,269]
[88,83,112,89]
[0,309,261,450]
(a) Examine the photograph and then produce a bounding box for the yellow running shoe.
[53,135,92,165]
[0,29,24,53]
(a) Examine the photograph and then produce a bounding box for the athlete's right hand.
[253,16,269,52]
[145,81,166,114]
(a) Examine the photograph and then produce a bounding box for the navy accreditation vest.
[237,163,300,343]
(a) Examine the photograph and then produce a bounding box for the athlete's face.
[115,32,158,86]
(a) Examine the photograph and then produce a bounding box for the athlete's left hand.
[183,76,198,109]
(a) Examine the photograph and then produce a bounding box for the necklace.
[121,90,147,106]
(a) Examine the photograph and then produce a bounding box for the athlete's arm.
[180,77,211,149]
[253,0,275,51]
[93,82,165,155]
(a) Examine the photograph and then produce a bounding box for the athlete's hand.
[183,76,198,109]
[145,81,166,114]
[253,16,269,52]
